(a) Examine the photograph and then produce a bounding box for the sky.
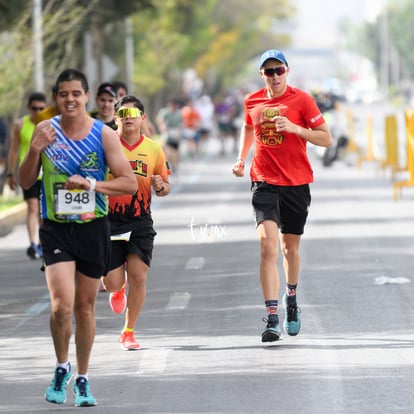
[290,0,385,48]
[280,0,387,93]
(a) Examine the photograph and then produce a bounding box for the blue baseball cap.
[259,50,288,68]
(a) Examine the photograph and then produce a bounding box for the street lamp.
[33,0,44,92]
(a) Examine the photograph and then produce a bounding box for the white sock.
[56,361,70,371]
[76,373,88,381]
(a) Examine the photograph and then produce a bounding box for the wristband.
[155,186,165,194]
[87,177,96,192]
[7,173,13,177]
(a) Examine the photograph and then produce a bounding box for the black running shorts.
[23,179,41,200]
[251,181,311,235]
[109,216,157,270]
[39,217,111,278]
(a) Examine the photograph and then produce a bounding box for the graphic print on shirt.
[129,159,148,177]
[259,104,287,146]
[79,151,102,172]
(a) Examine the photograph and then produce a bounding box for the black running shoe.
[261,314,281,342]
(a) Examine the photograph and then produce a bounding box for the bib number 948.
[56,188,95,215]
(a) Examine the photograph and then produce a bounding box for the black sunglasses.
[262,67,287,77]
[31,106,45,111]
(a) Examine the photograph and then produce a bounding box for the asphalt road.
[1,139,414,413]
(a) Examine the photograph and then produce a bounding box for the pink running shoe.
[109,284,126,314]
[119,330,140,351]
[98,280,106,292]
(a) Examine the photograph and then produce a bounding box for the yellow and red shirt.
[108,134,171,223]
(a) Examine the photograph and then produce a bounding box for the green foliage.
[0,0,294,119]
[0,0,29,29]
[388,1,414,80]
[129,0,294,101]
[343,0,414,94]
[0,31,33,116]
[0,195,23,212]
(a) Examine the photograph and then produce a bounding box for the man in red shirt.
[181,99,201,157]
[232,49,332,342]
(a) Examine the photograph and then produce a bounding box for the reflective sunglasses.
[116,107,142,119]
[262,66,287,77]
[31,106,46,111]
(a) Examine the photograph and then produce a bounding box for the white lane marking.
[26,293,50,315]
[166,292,191,310]
[137,349,170,374]
[185,256,205,270]
[10,293,50,334]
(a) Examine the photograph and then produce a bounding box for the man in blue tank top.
[19,69,137,407]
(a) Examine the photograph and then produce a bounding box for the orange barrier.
[393,110,414,200]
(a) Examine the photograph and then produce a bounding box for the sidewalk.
[0,202,26,237]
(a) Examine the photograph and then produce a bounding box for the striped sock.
[286,283,297,305]
[265,300,278,320]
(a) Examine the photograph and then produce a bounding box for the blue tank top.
[40,116,108,222]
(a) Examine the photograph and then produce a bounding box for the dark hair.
[114,95,145,114]
[113,81,128,93]
[54,69,89,94]
[27,92,46,105]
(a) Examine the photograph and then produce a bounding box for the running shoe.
[45,364,72,404]
[119,330,141,351]
[109,284,126,314]
[283,294,301,336]
[73,377,97,407]
[98,280,106,292]
[261,314,281,342]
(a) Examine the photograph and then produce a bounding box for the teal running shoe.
[261,314,281,342]
[45,364,72,404]
[283,294,301,336]
[73,377,97,407]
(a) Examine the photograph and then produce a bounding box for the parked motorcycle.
[313,92,349,167]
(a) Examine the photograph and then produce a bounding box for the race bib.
[110,231,132,241]
[55,187,95,215]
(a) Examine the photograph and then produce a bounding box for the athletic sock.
[265,300,278,320]
[286,283,297,305]
[123,327,134,333]
[56,361,70,372]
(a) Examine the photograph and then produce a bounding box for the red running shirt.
[244,85,325,186]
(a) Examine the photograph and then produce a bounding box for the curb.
[0,202,27,237]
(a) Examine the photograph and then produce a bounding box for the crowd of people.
[1,48,333,408]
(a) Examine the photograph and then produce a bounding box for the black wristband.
[7,173,13,177]
[155,186,165,194]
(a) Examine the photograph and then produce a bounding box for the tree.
[128,0,295,113]
[0,0,295,119]
[0,0,29,29]
[0,0,155,115]
[343,0,414,100]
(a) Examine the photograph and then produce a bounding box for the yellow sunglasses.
[116,107,142,119]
